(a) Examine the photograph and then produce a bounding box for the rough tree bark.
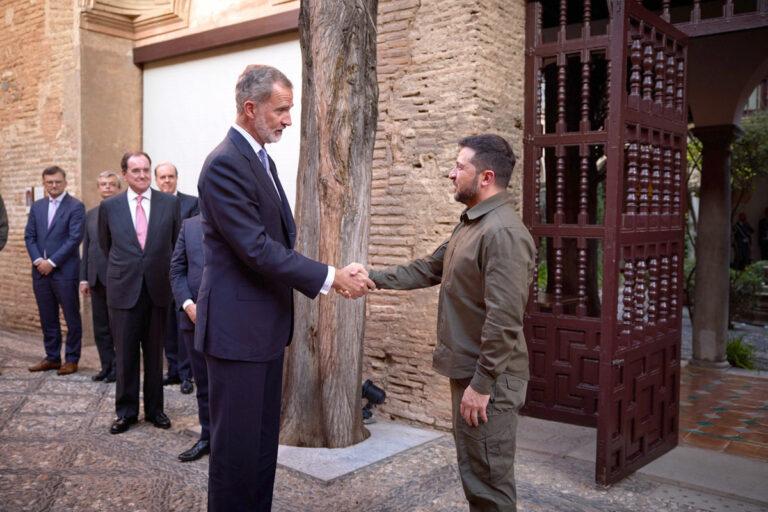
[280,0,379,448]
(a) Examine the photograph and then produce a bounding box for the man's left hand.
[460,385,490,427]
[36,260,54,276]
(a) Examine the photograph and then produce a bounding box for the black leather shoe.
[163,375,181,386]
[110,416,137,434]
[178,439,210,462]
[92,369,109,382]
[147,412,172,429]
[105,371,116,383]
[180,379,194,395]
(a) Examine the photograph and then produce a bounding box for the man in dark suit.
[80,171,121,382]
[25,166,85,375]
[170,214,210,462]
[155,161,199,394]
[197,64,374,512]
[99,151,180,434]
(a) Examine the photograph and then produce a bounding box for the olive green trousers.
[450,374,528,512]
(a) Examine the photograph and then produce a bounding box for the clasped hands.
[332,263,376,299]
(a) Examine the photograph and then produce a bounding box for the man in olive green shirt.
[369,134,535,511]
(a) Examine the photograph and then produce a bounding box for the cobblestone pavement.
[1,330,764,512]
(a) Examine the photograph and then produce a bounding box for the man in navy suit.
[99,151,180,434]
[197,64,374,511]
[25,166,85,375]
[80,171,121,382]
[155,161,199,394]
[170,214,210,462]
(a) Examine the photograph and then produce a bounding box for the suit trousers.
[450,374,527,512]
[110,281,166,419]
[90,280,115,373]
[32,276,82,363]
[164,305,192,380]
[206,353,284,512]
[179,315,210,441]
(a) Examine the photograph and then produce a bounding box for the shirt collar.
[462,191,513,221]
[232,123,266,157]
[127,187,152,201]
[49,191,67,204]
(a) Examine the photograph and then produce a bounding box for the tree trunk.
[280,0,379,448]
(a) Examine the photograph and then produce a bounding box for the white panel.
[142,36,302,210]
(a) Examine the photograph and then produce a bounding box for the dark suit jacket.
[177,191,199,220]
[98,189,180,309]
[195,127,328,362]
[24,193,85,281]
[80,206,107,287]
[170,215,203,332]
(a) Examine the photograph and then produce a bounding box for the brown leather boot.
[57,362,78,375]
[28,359,61,372]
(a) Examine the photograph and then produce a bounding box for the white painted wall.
[142,35,302,210]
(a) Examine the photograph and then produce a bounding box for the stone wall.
[0,1,81,332]
[364,0,527,428]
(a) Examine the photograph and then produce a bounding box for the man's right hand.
[332,263,375,299]
[185,303,197,324]
[79,282,90,296]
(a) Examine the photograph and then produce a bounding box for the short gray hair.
[98,170,121,188]
[235,65,292,114]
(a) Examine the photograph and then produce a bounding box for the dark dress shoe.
[28,359,61,372]
[105,371,116,383]
[147,412,172,429]
[163,375,181,386]
[92,369,109,381]
[110,416,138,435]
[57,362,78,375]
[178,439,210,462]
[180,379,194,395]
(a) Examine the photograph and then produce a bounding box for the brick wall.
[0,1,81,332]
[364,0,527,428]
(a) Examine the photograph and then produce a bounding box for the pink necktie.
[135,195,148,250]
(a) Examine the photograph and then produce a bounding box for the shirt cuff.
[469,369,494,396]
[182,299,194,310]
[33,258,43,265]
[47,259,57,267]
[79,281,88,286]
[320,266,335,295]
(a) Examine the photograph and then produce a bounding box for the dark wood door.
[522,0,688,484]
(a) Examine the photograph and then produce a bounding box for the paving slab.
[277,420,446,482]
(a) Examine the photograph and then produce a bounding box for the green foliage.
[726,336,756,370]
[729,262,765,322]
[732,110,768,194]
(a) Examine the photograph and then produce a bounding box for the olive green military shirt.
[369,191,535,395]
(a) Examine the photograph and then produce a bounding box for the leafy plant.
[726,336,756,370]
[731,110,768,219]
[729,262,765,322]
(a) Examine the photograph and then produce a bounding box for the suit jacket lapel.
[228,128,284,211]
[46,194,68,233]
[144,191,162,252]
[266,157,297,247]
[118,192,143,252]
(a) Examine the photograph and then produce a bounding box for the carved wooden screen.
[522,0,688,484]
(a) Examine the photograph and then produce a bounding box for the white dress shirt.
[230,124,334,295]
[127,186,152,226]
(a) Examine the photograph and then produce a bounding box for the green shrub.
[726,336,756,370]
[729,262,765,321]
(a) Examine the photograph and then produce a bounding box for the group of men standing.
[20,62,534,512]
[24,157,210,461]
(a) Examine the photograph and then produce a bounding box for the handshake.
[332,263,376,299]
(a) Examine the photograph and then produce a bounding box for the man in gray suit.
[99,151,180,434]
[80,171,121,382]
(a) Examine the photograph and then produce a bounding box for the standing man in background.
[758,207,768,261]
[99,151,180,434]
[369,135,534,512]
[80,171,121,382]
[155,161,198,394]
[24,166,85,375]
[197,64,374,511]
[170,214,210,462]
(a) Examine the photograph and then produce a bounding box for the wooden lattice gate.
[522,0,688,484]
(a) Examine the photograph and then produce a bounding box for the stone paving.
[1,329,766,512]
